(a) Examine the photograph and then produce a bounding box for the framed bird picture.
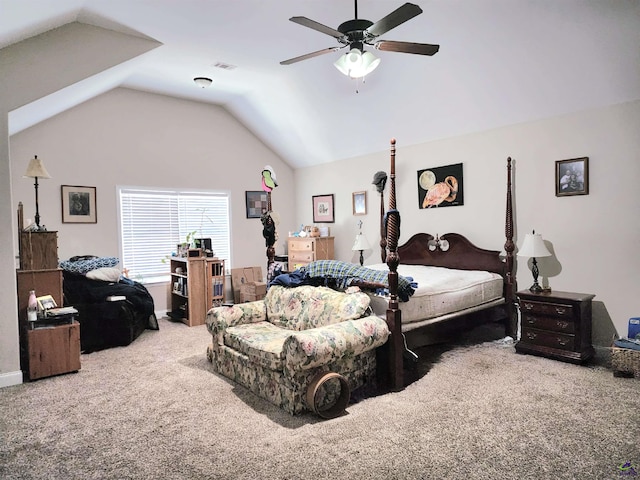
[417,163,464,209]
[245,191,268,218]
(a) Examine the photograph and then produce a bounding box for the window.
[118,187,231,283]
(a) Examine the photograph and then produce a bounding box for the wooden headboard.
[397,233,506,277]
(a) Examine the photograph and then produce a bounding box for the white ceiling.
[2,0,640,169]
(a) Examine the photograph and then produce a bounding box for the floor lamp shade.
[23,155,51,229]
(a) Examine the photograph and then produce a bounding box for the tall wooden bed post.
[504,157,516,338]
[385,138,403,391]
[265,191,275,278]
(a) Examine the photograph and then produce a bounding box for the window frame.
[117,185,232,284]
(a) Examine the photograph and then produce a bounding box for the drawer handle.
[526,316,536,325]
[556,321,569,330]
[556,337,569,346]
[526,332,537,340]
[555,307,568,315]
[523,303,534,311]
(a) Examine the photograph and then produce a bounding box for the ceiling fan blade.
[280,47,341,65]
[366,3,423,37]
[289,16,345,40]
[375,40,439,56]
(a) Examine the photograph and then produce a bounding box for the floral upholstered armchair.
[205,285,390,416]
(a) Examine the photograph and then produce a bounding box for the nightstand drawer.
[521,314,575,334]
[521,328,575,351]
[520,299,574,318]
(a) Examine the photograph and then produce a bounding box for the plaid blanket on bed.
[303,260,416,302]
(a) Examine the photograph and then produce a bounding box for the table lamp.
[518,230,552,293]
[23,155,51,230]
[352,225,370,266]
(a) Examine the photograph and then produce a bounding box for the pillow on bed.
[86,267,122,282]
[59,256,120,274]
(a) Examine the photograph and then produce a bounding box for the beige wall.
[8,87,295,323]
[3,91,639,387]
[295,100,640,346]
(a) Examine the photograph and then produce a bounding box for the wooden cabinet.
[19,231,58,270]
[169,256,225,327]
[26,323,81,380]
[17,267,80,380]
[287,236,334,269]
[516,290,595,364]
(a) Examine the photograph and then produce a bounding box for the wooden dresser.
[287,236,334,269]
[16,231,81,380]
[516,290,595,364]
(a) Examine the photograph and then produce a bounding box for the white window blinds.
[118,187,231,283]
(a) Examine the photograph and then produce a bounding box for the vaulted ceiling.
[2,0,640,168]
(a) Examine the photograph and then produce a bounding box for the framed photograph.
[61,185,97,223]
[245,190,268,218]
[352,191,367,216]
[556,157,589,197]
[312,194,335,223]
[36,295,57,311]
[417,163,464,209]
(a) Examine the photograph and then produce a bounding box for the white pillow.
[86,267,122,283]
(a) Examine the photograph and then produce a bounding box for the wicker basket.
[611,345,640,378]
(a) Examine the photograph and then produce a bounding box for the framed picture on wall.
[312,194,335,223]
[61,185,97,223]
[417,163,464,209]
[352,191,366,215]
[245,190,268,218]
[555,157,589,197]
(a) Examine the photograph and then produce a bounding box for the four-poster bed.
[378,139,516,390]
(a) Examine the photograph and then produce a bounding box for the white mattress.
[366,264,504,331]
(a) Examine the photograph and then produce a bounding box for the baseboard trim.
[0,370,23,388]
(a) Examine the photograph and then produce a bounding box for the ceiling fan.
[280,1,440,78]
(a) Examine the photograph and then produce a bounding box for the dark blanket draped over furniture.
[63,272,158,352]
[380,140,516,390]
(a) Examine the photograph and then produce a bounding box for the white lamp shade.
[334,50,380,78]
[518,233,551,258]
[352,233,370,251]
[23,155,51,179]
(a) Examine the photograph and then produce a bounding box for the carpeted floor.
[1,317,638,480]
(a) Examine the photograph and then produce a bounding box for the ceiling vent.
[213,62,237,70]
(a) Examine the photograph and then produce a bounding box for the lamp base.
[529,282,544,293]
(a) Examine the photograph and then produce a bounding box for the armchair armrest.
[206,301,267,344]
[283,315,390,371]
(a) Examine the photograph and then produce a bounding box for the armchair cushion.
[224,322,289,371]
[265,285,371,331]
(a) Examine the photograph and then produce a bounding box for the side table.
[26,322,81,380]
[516,290,595,364]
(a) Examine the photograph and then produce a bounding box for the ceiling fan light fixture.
[193,77,213,88]
[334,49,380,79]
[345,47,363,68]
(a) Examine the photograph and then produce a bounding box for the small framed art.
[61,185,97,223]
[245,190,268,218]
[36,295,57,311]
[312,194,335,223]
[352,191,366,215]
[555,157,589,197]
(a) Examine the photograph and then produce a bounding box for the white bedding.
[366,263,504,331]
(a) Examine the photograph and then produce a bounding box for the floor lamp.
[23,155,51,230]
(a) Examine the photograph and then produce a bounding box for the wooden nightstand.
[516,290,595,364]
